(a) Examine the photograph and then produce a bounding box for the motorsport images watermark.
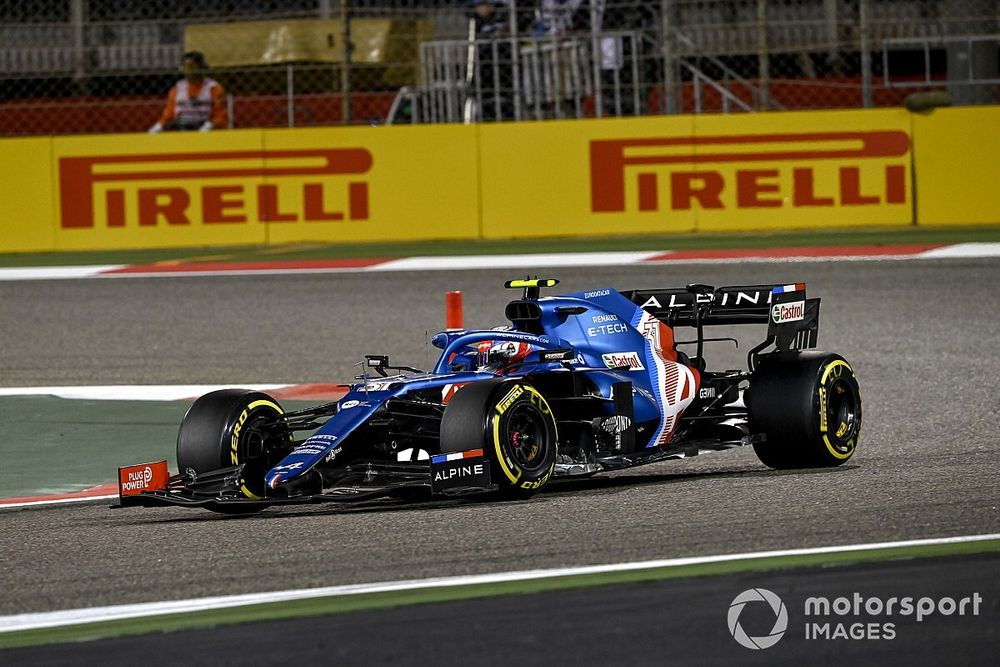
[727,588,984,649]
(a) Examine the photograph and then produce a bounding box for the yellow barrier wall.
[1,106,997,254]
[0,137,56,252]
[691,109,913,232]
[479,116,697,237]
[259,125,480,246]
[48,124,479,251]
[479,108,913,239]
[912,106,1000,226]
[54,129,269,250]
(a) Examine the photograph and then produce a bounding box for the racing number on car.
[272,462,305,472]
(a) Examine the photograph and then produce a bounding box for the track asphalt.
[0,255,997,663]
[3,551,997,665]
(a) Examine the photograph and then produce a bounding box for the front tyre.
[440,380,558,499]
[177,389,292,499]
[748,352,862,469]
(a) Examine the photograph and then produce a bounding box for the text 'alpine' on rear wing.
[622,283,820,351]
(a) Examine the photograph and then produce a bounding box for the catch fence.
[0,1,997,135]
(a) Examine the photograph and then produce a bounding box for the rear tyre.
[748,352,862,469]
[177,389,292,500]
[440,380,558,499]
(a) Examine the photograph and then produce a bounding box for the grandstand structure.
[0,0,997,135]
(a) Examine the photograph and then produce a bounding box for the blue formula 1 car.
[115,279,862,513]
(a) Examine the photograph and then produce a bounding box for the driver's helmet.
[477,340,533,373]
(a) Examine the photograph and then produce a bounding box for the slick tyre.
[177,389,292,500]
[748,352,862,469]
[441,380,558,499]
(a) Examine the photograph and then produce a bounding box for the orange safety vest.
[172,78,222,129]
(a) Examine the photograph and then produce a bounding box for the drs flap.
[118,460,170,497]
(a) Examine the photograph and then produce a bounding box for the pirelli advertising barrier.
[482,110,915,237]
[3,125,481,252]
[910,106,1000,226]
[0,106,997,252]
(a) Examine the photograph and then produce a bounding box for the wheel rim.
[827,377,860,445]
[500,403,549,472]
[232,408,290,497]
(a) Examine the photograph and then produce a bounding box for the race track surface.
[0,259,998,616]
[6,552,998,666]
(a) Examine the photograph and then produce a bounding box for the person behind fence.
[468,1,515,121]
[567,0,656,116]
[534,0,583,37]
[148,51,227,133]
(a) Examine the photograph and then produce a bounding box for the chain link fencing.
[1,0,997,136]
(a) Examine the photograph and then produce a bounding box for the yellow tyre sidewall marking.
[818,360,858,460]
[239,484,263,500]
[492,385,556,486]
[231,399,284,498]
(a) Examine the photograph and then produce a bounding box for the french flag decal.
[431,449,484,464]
[772,283,806,294]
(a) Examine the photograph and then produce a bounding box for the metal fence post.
[341,0,352,124]
[860,0,873,108]
[71,0,85,83]
[660,0,680,114]
[509,0,522,121]
[591,0,603,117]
[287,64,295,127]
[756,0,771,110]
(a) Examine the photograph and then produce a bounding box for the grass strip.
[2,536,998,650]
[0,226,997,267]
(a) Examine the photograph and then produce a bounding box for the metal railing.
[671,30,781,112]
[392,31,645,124]
[882,34,1000,87]
[2,1,999,136]
[680,61,754,113]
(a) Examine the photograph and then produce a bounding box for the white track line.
[97,266,391,280]
[0,384,289,401]
[0,495,119,510]
[369,251,664,271]
[1,533,996,634]
[918,242,1000,258]
[0,265,124,281]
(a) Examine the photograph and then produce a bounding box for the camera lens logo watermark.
[728,588,788,650]
[727,587,983,646]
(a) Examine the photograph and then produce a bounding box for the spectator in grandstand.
[534,0,584,37]
[468,1,515,121]
[148,51,227,133]
[570,0,658,116]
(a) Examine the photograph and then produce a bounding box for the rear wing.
[621,283,819,351]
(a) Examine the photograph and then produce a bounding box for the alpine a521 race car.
[115,279,862,513]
